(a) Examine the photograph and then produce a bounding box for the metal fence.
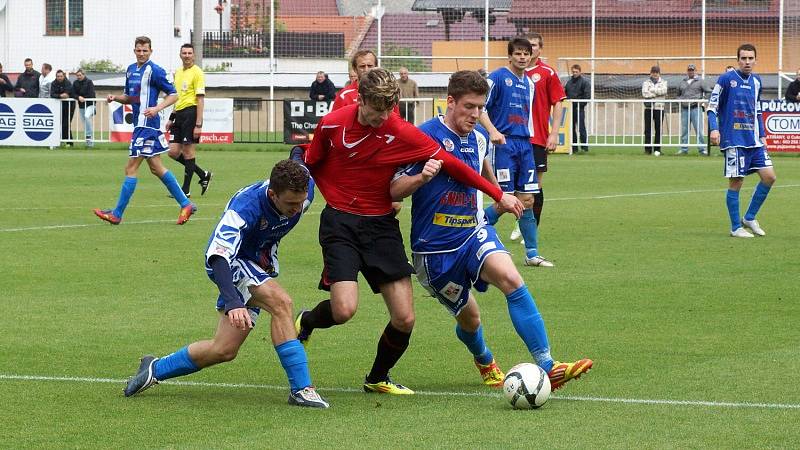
[59,98,111,146]
[198,0,798,94]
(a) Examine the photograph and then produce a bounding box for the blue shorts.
[724,146,773,178]
[207,257,278,326]
[129,127,169,158]
[490,136,540,193]
[412,226,508,316]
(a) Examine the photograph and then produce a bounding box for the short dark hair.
[447,70,489,101]
[42,63,52,71]
[75,68,84,75]
[180,43,194,50]
[350,50,377,71]
[508,37,532,55]
[525,31,543,48]
[24,58,33,64]
[269,159,310,195]
[358,67,400,111]
[55,69,65,75]
[737,43,757,59]
[135,36,152,48]
[571,64,582,71]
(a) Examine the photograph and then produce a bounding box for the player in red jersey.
[332,50,376,110]
[293,68,523,394]
[506,32,566,267]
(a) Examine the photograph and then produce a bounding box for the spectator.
[0,62,13,97]
[397,66,419,123]
[784,68,800,103]
[348,68,358,85]
[564,63,590,153]
[14,58,40,98]
[677,64,711,155]
[72,69,97,147]
[642,65,667,156]
[309,71,335,102]
[39,63,55,98]
[50,70,75,146]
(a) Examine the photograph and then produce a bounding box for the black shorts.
[318,206,414,294]
[532,144,548,173]
[169,106,199,145]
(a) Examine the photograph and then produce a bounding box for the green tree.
[79,59,124,73]
[381,45,428,72]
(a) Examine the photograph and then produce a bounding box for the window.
[45,0,84,36]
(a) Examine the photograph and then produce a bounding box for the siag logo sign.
[0,103,15,140]
[22,104,55,141]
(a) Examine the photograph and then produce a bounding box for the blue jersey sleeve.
[152,65,177,96]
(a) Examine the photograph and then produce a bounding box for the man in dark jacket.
[309,71,336,102]
[0,62,13,97]
[564,64,590,153]
[72,69,97,146]
[50,70,75,146]
[784,68,800,103]
[15,58,40,98]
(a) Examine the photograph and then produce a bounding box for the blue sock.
[275,339,312,392]
[112,176,138,218]
[726,189,741,231]
[506,285,553,372]
[483,205,499,225]
[744,182,771,221]
[519,209,538,258]
[160,170,191,207]
[455,324,493,365]
[153,346,200,381]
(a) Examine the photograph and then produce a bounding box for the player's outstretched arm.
[144,93,177,118]
[390,159,443,200]
[107,94,131,104]
[208,255,253,330]
[479,110,506,145]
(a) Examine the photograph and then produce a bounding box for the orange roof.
[279,16,369,49]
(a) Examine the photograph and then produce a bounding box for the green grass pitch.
[1,145,798,448]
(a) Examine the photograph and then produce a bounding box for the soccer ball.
[502,363,551,409]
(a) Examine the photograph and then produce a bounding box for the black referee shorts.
[532,143,548,173]
[169,106,199,145]
[318,205,414,294]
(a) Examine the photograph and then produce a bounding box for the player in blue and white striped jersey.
[94,36,196,226]
[391,71,592,391]
[123,160,329,408]
[708,43,777,238]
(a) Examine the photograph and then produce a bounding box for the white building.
[0,0,230,73]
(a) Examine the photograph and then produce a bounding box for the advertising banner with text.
[110,98,234,144]
[761,100,800,152]
[283,100,333,144]
[0,98,62,147]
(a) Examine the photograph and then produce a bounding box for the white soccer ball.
[503,363,551,409]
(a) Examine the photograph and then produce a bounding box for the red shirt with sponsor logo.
[306,104,503,215]
[525,59,567,147]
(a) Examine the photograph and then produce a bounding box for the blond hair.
[358,68,400,111]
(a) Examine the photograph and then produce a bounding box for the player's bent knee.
[496,271,525,294]
[209,344,239,363]
[391,313,415,333]
[331,303,357,324]
[253,287,294,319]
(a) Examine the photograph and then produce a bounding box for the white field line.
[1,374,798,410]
[1,184,798,233]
